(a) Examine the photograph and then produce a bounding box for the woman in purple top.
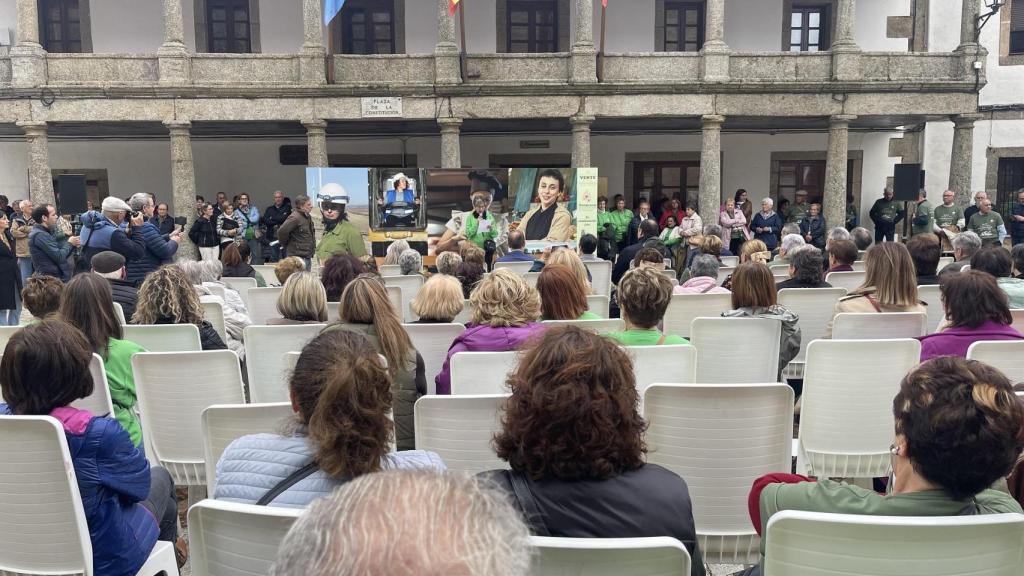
[919,270,1024,361]
[435,268,546,394]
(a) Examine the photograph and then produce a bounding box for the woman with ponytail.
[213,329,444,508]
[324,273,426,451]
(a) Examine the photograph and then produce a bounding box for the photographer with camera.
[124,193,180,285]
[78,197,145,273]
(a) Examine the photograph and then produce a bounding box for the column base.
[300,45,327,85]
[831,47,862,82]
[701,45,730,83]
[158,43,191,85]
[434,44,461,85]
[10,44,47,89]
[570,47,597,84]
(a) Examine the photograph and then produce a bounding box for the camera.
[130,210,141,218]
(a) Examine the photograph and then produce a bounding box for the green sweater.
[316,220,367,262]
[105,338,146,447]
[605,209,634,243]
[606,329,689,346]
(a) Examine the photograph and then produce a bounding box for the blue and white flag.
[324,0,346,25]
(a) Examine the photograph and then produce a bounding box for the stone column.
[11,0,46,88]
[570,0,597,84]
[959,0,980,48]
[698,115,725,220]
[17,121,55,206]
[435,0,461,85]
[438,118,463,169]
[701,0,729,82]
[824,115,856,231]
[300,0,327,85]
[948,113,980,208]
[304,119,329,251]
[159,0,191,84]
[831,0,862,80]
[571,114,595,168]
[165,120,197,259]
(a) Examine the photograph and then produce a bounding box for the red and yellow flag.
[602,0,608,6]
[449,0,461,15]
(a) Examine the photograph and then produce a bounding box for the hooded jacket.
[125,220,177,286]
[435,323,547,395]
[79,211,144,269]
[722,305,801,380]
[918,320,1024,361]
[674,275,730,295]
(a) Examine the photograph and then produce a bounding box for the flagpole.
[458,1,468,81]
[598,1,606,82]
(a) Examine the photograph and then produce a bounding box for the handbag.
[508,470,551,536]
[256,460,338,506]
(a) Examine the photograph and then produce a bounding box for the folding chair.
[403,323,465,395]
[123,324,202,352]
[453,299,473,324]
[967,340,1024,383]
[73,353,116,418]
[717,266,736,286]
[720,256,739,267]
[523,272,541,289]
[244,324,326,403]
[187,499,302,576]
[663,293,733,339]
[824,271,867,293]
[586,294,610,318]
[917,284,944,334]
[449,351,518,395]
[831,312,927,340]
[777,287,846,378]
[583,260,613,296]
[494,261,535,275]
[627,345,696,399]
[201,403,294,493]
[530,536,691,576]
[691,317,781,383]
[414,394,509,474]
[386,285,403,318]
[246,287,283,326]
[201,301,228,343]
[542,318,625,334]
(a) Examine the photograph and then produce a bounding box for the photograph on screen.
[370,169,424,231]
[508,167,578,251]
[424,169,511,256]
[305,167,372,243]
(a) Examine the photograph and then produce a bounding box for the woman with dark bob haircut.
[917,270,1024,360]
[745,356,1024,574]
[320,253,364,302]
[481,325,705,576]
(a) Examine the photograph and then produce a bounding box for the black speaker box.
[893,164,925,202]
[56,174,88,215]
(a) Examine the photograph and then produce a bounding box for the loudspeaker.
[893,164,925,202]
[56,174,88,215]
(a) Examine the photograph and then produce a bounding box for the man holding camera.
[125,193,180,285]
[79,197,146,272]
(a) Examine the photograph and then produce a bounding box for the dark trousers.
[1013,235,1024,247]
[729,237,745,255]
[141,467,178,542]
[874,223,895,243]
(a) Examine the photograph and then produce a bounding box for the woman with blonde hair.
[323,274,425,451]
[268,271,328,325]
[546,248,593,293]
[133,266,227,350]
[435,268,545,394]
[824,242,926,338]
[411,274,465,323]
[537,264,600,320]
[721,238,770,290]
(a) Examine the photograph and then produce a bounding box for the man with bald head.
[964,190,987,227]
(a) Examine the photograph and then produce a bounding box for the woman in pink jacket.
[719,198,750,255]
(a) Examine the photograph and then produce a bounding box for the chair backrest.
[201,301,228,343]
[583,260,613,296]
[283,351,301,372]
[937,256,954,272]
[663,293,734,338]
[221,277,257,309]
[205,283,226,300]
[244,324,326,403]
[187,499,303,576]
[798,339,921,478]
[541,318,625,334]
[382,275,424,322]
[113,301,126,325]
[967,340,1024,383]
[769,263,790,275]
[385,285,403,319]
[660,269,676,282]
[720,255,739,267]
[246,286,283,327]
[123,324,202,352]
[0,325,20,355]
[777,287,847,364]
[851,260,867,272]
[530,536,691,576]
[449,351,518,395]
[832,312,927,340]
[72,353,116,418]
[717,266,735,285]
[586,294,610,318]
[378,264,402,276]
[414,394,508,474]
[644,383,793,565]
[764,510,1024,576]
[252,264,279,286]
[494,260,535,275]
[523,271,540,288]
[201,402,294,493]
[824,270,867,293]
[916,284,944,334]
[691,317,781,383]
[132,350,246,486]
[627,345,696,399]
[1011,309,1024,335]
[403,323,465,395]
[0,416,93,575]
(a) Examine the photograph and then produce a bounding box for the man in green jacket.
[315,189,366,262]
[910,189,933,237]
[787,190,811,224]
[967,198,1006,246]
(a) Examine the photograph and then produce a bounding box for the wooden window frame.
[506,0,559,53]
[194,0,260,54]
[788,5,831,52]
[632,161,701,210]
[781,0,836,52]
[331,0,403,55]
[661,1,705,52]
[37,0,92,53]
[996,157,1024,218]
[496,0,569,53]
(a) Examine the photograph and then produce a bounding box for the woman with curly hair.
[214,329,444,507]
[481,325,704,576]
[435,268,545,395]
[133,266,227,350]
[320,253,364,302]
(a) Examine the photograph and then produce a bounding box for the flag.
[449,0,461,16]
[324,0,345,26]
[602,0,607,6]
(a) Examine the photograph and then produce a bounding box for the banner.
[575,167,599,239]
[324,0,345,25]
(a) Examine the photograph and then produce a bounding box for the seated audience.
[221,242,266,287]
[0,320,186,572]
[268,271,328,325]
[970,245,1024,308]
[133,266,227,350]
[59,273,145,447]
[919,270,1024,360]
[537,264,600,320]
[721,239,770,290]
[1013,243,1024,279]
[850,226,873,253]
[675,254,730,294]
[825,242,927,338]
[613,220,663,285]
[324,275,425,451]
[826,239,858,273]
[21,274,63,321]
[435,269,545,394]
[320,253,364,302]
[435,250,463,276]
[906,233,942,286]
[608,266,688,346]
[91,250,138,321]
[176,259,251,356]
[777,246,831,289]
[939,230,982,277]
[822,227,852,272]
[481,325,704,576]
[398,248,423,276]
[215,330,444,508]
[723,261,801,380]
[541,247,593,289]
[497,230,535,263]
[578,232,601,261]
[682,234,725,276]
[411,274,464,323]
[633,246,667,271]
[383,239,411,266]
[274,256,306,285]
[748,357,1024,571]
[772,233,805,265]
[271,470,529,576]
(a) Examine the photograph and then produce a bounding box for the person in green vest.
[911,189,934,237]
[606,194,634,251]
[869,187,905,242]
[315,184,367,262]
[967,198,1007,246]
[787,190,811,224]
[607,266,689,346]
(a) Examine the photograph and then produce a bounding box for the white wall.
[258,0,303,54]
[91,0,164,53]
[594,0,655,52]
[405,0,437,53]
[726,1,782,52]
[0,0,17,45]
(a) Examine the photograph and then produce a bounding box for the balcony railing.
[190,54,301,85]
[46,54,158,85]
[333,54,435,86]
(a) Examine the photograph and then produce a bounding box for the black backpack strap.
[256,461,321,506]
[508,470,551,536]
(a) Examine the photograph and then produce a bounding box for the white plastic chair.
[831,312,927,340]
[494,260,535,275]
[0,416,180,576]
[937,256,954,272]
[663,293,734,338]
[967,340,1024,383]
[797,339,921,478]
[221,277,257,309]
[917,284,944,334]
[523,271,541,289]
[187,499,302,576]
[763,510,1024,576]
[586,294,610,318]
[73,353,116,418]
[378,264,402,276]
[414,394,508,474]
[851,260,867,272]
[644,383,793,565]
[453,299,473,324]
[824,270,867,293]
[283,351,300,372]
[123,324,202,352]
[626,345,696,399]
[201,301,228,343]
[382,275,424,322]
[583,260,613,296]
[769,263,790,275]
[113,301,127,325]
[0,325,20,354]
[720,255,739,267]
[132,350,246,488]
[386,285,403,318]
[661,269,677,282]
[1011,309,1024,334]
[691,317,781,383]
[246,286,283,326]
[403,323,465,395]
[449,351,518,395]
[717,266,736,285]
[201,402,294,493]
[530,536,691,576]
[252,264,279,286]
[542,318,625,334]
[245,324,326,403]
[778,287,847,378]
[205,283,226,301]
